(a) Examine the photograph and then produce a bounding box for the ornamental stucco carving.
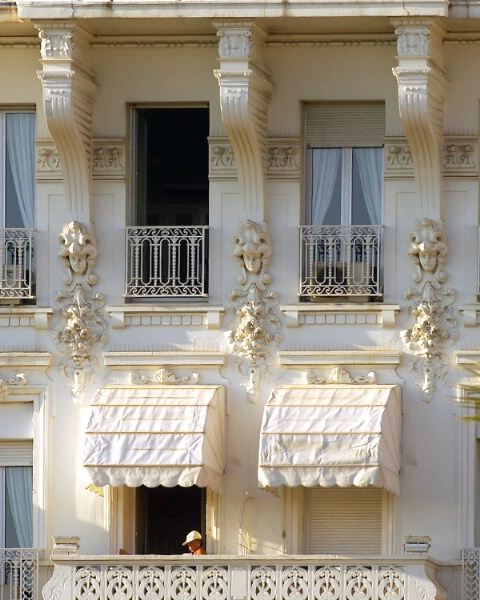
[54,222,108,404]
[228,221,281,403]
[401,219,458,401]
[306,368,376,385]
[0,373,27,400]
[130,369,199,385]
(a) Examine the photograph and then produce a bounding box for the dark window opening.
[135,485,206,555]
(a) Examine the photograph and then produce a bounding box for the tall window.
[0,111,36,229]
[133,106,209,227]
[305,102,384,226]
[300,103,385,300]
[0,441,33,548]
[126,106,210,299]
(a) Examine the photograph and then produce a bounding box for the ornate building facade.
[0,1,480,599]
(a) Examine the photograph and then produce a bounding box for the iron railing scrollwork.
[0,229,35,300]
[125,226,209,299]
[299,225,383,300]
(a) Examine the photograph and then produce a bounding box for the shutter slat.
[308,487,383,554]
[305,102,385,148]
[0,440,33,466]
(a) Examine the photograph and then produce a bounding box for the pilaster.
[35,21,98,222]
[392,20,448,221]
[214,22,273,222]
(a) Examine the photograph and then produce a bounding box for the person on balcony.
[182,530,206,555]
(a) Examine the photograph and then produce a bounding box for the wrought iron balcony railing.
[299,225,383,300]
[125,226,209,299]
[0,229,35,301]
[0,548,39,600]
[43,554,445,600]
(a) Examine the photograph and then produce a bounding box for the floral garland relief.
[401,219,457,401]
[54,221,108,404]
[228,221,282,403]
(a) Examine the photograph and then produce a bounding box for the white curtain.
[6,114,35,229]
[354,148,382,225]
[6,467,33,547]
[311,149,341,225]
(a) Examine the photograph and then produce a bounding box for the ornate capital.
[392,20,448,219]
[214,22,273,220]
[35,22,98,219]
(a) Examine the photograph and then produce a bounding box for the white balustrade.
[125,226,209,299]
[0,548,39,600]
[0,229,35,300]
[299,225,383,300]
[463,548,480,600]
[43,555,444,600]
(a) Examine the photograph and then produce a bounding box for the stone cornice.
[106,305,225,330]
[103,351,226,369]
[278,350,402,368]
[281,303,401,327]
[0,351,52,369]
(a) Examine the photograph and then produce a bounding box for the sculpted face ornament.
[233,220,272,288]
[59,221,98,288]
[408,218,447,284]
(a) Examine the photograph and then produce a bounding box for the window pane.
[5,113,35,229]
[310,149,342,225]
[5,466,33,548]
[352,148,382,225]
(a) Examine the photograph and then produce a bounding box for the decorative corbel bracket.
[35,22,98,221]
[214,22,273,221]
[392,20,448,220]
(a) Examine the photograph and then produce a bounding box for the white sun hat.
[182,530,202,545]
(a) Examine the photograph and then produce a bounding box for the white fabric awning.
[258,385,401,495]
[83,385,225,493]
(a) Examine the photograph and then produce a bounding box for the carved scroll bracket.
[228,222,281,403]
[54,221,108,404]
[35,22,98,221]
[401,219,457,401]
[214,22,273,222]
[392,20,448,221]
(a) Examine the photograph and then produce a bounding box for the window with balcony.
[300,103,384,302]
[0,111,35,303]
[127,106,209,300]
